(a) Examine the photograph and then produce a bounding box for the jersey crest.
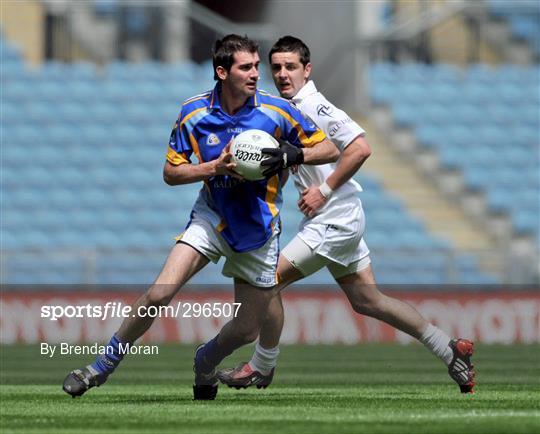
[206,133,221,146]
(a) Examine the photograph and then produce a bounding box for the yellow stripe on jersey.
[301,128,326,148]
[189,133,203,163]
[180,107,207,128]
[261,103,325,148]
[259,91,289,105]
[166,148,190,165]
[216,219,227,232]
[182,94,211,106]
[265,174,279,218]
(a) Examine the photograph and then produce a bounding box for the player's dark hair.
[268,36,310,66]
[212,34,259,81]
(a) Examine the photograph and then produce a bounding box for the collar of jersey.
[209,82,261,112]
[292,80,318,105]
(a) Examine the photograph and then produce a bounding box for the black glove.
[261,141,304,178]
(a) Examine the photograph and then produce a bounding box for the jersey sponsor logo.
[206,133,221,146]
[212,178,244,188]
[329,117,353,137]
[227,127,243,134]
[317,104,334,118]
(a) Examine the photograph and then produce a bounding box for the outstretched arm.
[302,137,341,165]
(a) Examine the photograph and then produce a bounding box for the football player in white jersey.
[217,36,476,393]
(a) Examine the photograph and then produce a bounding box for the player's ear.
[216,66,228,81]
[304,62,312,80]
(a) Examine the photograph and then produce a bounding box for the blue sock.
[195,335,233,373]
[90,334,127,376]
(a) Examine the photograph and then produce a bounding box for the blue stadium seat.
[392,101,419,126]
[5,254,85,283]
[66,80,102,102]
[3,81,35,102]
[57,103,89,123]
[462,82,494,103]
[498,64,538,84]
[68,61,98,80]
[40,61,75,81]
[430,64,460,83]
[370,61,538,246]
[510,125,538,147]
[399,82,428,103]
[2,59,26,81]
[514,211,539,233]
[370,81,395,104]
[430,82,461,103]
[369,62,395,81]
[1,39,22,62]
[452,102,486,126]
[415,124,442,148]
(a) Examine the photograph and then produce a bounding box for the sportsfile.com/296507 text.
[40,302,242,321]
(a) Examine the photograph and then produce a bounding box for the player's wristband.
[318,181,333,199]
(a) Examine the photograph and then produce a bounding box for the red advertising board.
[1,290,539,344]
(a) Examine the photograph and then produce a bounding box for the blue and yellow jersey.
[166,83,326,252]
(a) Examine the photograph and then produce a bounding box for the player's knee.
[351,300,374,316]
[266,305,284,326]
[349,292,384,317]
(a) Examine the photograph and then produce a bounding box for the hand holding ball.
[230,130,279,181]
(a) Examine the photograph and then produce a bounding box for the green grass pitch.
[1,344,539,433]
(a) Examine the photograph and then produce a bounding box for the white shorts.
[282,234,371,279]
[177,216,280,288]
[282,197,370,279]
[298,197,367,265]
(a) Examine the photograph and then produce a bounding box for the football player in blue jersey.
[62,34,339,400]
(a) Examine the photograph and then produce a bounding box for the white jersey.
[292,80,366,225]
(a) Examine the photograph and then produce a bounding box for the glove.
[261,141,304,178]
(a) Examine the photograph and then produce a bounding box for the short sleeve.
[165,111,192,166]
[314,103,365,152]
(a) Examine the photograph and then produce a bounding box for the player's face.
[270,52,311,99]
[220,51,260,98]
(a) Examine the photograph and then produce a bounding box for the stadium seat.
[369,61,539,254]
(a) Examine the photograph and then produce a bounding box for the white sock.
[248,342,279,375]
[419,323,453,366]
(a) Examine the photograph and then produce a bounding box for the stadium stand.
[369,61,539,245]
[2,35,501,285]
